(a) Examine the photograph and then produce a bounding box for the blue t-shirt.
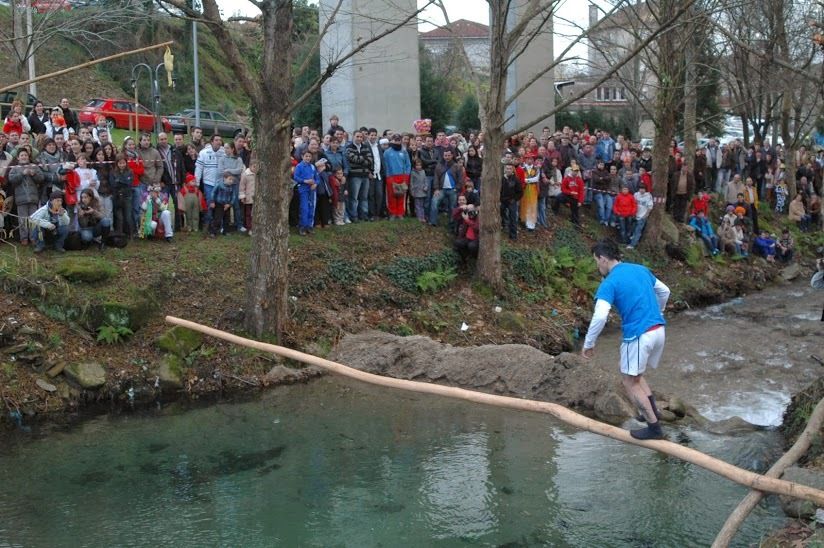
[594,262,665,341]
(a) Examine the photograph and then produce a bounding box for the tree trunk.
[244,118,293,340]
[243,0,294,341]
[642,0,679,247]
[476,2,509,291]
[682,9,697,175]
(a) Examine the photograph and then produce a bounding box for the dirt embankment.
[0,214,819,434]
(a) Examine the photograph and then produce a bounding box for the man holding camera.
[453,196,479,265]
[812,258,824,321]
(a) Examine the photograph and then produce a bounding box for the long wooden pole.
[712,395,824,547]
[165,315,824,507]
[0,41,175,94]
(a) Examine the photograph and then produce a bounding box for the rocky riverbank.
[0,213,821,434]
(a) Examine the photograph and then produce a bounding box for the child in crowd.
[776,228,794,263]
[775,178,788,213]
[752,230,776,262]
[239,159,257,234]
[330,167,346,226]
[140,184,174,242]
[209,173,234,238]
[109,153,134,237]
[409,159,428,223]
[612,185,637,245]
[178,173,206,233]
[75,154,100,200]
[293,150,317,236]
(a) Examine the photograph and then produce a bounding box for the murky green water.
[0,378,785,547]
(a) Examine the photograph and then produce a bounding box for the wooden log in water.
[712,395,824,548]
[165,315,824,507]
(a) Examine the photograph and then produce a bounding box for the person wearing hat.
[177,173,207,232]
[139,183,174,242]
[383,133,411,219]
[29,191,69,252]
[555,163,584,226]
[314,157,334,227]
[519,153,540,230]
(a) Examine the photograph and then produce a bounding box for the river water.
[0,280,821,547]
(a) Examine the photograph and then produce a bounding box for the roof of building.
[420,19,489,39]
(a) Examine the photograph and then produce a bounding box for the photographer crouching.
[453,199,479,266]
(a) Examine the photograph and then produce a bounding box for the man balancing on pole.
[581,239,671,440]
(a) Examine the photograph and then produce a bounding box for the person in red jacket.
[638,166,653,192]
[689,189,711,217]
[613,185,637,244]
[553,164,585,225]
[2,111,24,136]
[123,137,145,235]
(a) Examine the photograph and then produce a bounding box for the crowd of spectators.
[2,99,821,264]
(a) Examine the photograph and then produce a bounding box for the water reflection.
[0,378,784,547]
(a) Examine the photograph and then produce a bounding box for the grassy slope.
[0,7,249,117]
[2,205,820,421]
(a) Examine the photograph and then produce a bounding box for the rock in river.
[64,361,107,390]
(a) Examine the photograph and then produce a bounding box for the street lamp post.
[130,62,174,137]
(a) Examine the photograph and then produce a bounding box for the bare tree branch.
[290,1,435,114]
[507,0,699,137]
[294,0,343,80]
[504,1,628,109]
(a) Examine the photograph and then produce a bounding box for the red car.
[79,98,171,133]
[32,0,71,13]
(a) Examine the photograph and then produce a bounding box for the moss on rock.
[156,326,203,358]
[55,256,118,283]
[154,354,185,390]
[64,361,106,389]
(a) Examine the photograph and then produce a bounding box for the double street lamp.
[130,60,175,136]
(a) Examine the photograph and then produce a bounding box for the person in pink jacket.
[238,159,257,235]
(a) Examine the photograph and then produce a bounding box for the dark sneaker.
[630,422,664,440]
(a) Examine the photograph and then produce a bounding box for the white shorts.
[620,327,665,376]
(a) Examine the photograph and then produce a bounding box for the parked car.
[0,90,38,119]
[166,109,248,138]
[32,0,71,12]
[78,98,171,133]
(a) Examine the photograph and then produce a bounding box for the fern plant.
[97,324,134,345]
[416,266,457,293]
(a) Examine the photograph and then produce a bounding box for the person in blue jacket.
[688,211,720,255]
[293,150,318,235]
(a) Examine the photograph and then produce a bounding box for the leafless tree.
[0,0,147,96]
[155,0,432,340]
[436,0,696,288]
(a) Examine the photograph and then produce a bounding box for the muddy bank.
[0,215,819,433]
[329,330,742,431]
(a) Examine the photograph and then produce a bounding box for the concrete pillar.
[319,0,421,135]
[504,1,555,135]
